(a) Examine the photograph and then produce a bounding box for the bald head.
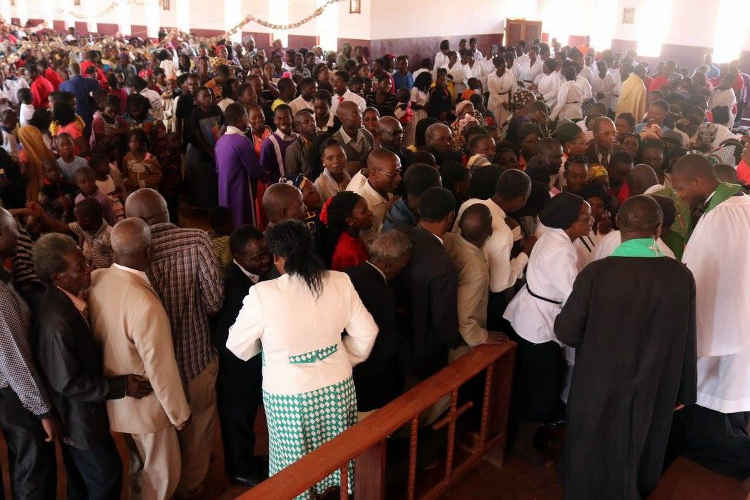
[671,153,720,209]
[376,116,404,150]
[366,149,402,195]
[627,164,659,195]
[124,188,169,225]
[0,207,19,259]
[616,195,662,239]
[672,154,716,182]
[111,218,152,271]
[460,203,492,247]
[262,183,306,225]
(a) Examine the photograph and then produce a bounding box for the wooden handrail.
[236,342,517,500]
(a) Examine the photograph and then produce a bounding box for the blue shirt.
[393,71,414,91]
[59,75,100,127]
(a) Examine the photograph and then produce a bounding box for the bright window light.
[224,0,241,43]
[2,0,12,26]
[635,0,672,57]
[542,0,572,48]
[87,0,98,32]
[177,0,190,34]
[146,0,160,38]
[64,0,75,29]
[118,0,131,35]
[16,0,27,25]
[317,0,338,52]
[590,0,617,51]
[43,0,54,28]
[712,0,750,64]
[269,0,288,47]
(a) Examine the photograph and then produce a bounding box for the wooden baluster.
[355,440,387,500]
[444,390,459,480]
[407,417,419,500]
[479,364,495,447]
[340,463,349,500]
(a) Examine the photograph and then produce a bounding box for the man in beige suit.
[89,218,191,500]
[445,203,505,361]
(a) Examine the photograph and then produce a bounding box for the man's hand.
[125,375,153,399]
[41,416,60,442]
[485,331,509,345]
[175,414,191,431]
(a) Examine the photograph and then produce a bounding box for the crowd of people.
[1,20,750,500]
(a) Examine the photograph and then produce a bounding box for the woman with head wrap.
[503,192,592,441]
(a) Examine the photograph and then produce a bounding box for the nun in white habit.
[503,192,593,423]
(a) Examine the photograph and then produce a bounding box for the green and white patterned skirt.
[263,376,357,500]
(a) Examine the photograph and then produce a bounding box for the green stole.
[611,238,664,258]
[704,182,743,215]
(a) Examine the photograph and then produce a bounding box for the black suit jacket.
[213,263,262,385]
[584,141,612,168]
[346,263,403,411]
[35,286,126,449]
[400,227,460,380]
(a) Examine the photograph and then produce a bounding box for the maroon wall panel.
[190,28,225,38]
[74,21,88,35]
[52,20,66,33]
[288,35,318,50]
[131,25,148,38]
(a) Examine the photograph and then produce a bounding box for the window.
[635,0,673,57]
[162,0,170,10]
[74,0,80,6]
[712,0,750,63]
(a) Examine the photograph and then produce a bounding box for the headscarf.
[539,192,585,229]
[512,90,535,111]
[467,154,491,169]
[588,165,609,182]
[17,125,55,202]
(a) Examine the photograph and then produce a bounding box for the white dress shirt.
[330,88,366,117]
[314,168,351,202]
[503,228,578,345]
[433,51,450,78]
[550,81,584,121]
[227,272,378,395]
[289,95,315,117]
[575,75,593,100]
[682,195,750,413]
[453,198,528,293]
[535,72,561,109]
[518,57,543,83]
[347,177,392,238]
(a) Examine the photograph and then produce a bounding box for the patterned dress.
[227,272,377,499]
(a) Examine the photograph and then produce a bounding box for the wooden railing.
[236,342,517,500]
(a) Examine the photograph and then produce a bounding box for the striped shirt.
[12,227,43,298]
[147,223,224,381]
[0,273,51,416]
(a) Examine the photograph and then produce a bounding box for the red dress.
[331,232,368,271]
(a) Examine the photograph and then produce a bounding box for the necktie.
[338,96,345,103]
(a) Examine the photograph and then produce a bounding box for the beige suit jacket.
[89,266,191,434]
[444,233,489,347]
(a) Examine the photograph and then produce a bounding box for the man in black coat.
[400,187,460,381]
[213,225,273,486]
[554,196,697,500]
[346,229,412,416]
[32,233,152,500]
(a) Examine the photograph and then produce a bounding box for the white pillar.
[146,0,160,38]
[225,0,241,43]
[269,0,288,47]
[87,0,97,32]
[317,0,338,51]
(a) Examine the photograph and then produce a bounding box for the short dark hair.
[403,164,441,197]
[469,165,502,199]
[224,102,247,125]
[418,187,456,221]
[495,169,532,200]
[616,112,636,129]
[611,150,634,166]
[299,77,316,89]
[274,104,292,117]
[314,89,332,106]
[650,99,669,112]
[334,70,350,83]
[230,225,264,256]
[565,155,589,171]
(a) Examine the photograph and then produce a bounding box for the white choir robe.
[709,88,738,127]
[447,63,467,94]
[608,68,622,106]
[575,75,593,101]
[433,51,450,78]
[453,198,528,294]
[535,72,560,109]
[580,65,596,86]
[590,72,618,111]
[517,58,543,84]
[463,62,485,89]
[550,81,584,121]
[503,228,578,346]
[487,71,517,127]
[682,195,750,414]
[590,230,676,262]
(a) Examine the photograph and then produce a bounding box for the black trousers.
[217,354,263,478]
[62,434,122,500]
[512,336,565,423]
[669,404,750,479]
[0,387,56,500]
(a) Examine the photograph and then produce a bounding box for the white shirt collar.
[365,260,387,283]
[225,125,246,136]
[233,259,260,283]
[113,263,151,285]
[338,127,356,144]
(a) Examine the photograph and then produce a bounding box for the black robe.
[554,257,697,500]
